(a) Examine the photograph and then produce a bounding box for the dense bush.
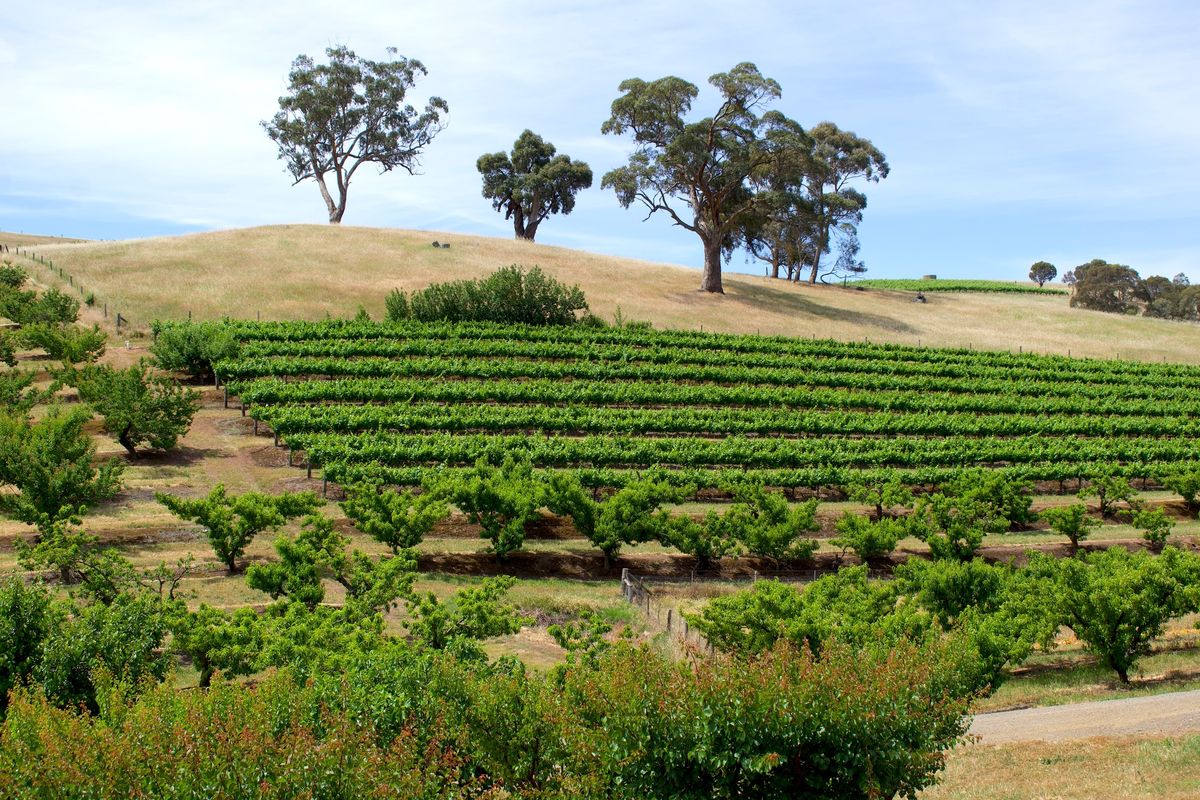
[0,405,124,526]
[0,638,970,799]
[385,265,588,325]
[150,321,240,381]
[73,362,201,456]
[18,323,106,364]
[0,285,78,326]
[0,262,26,289]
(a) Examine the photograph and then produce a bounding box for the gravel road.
[970,689,1200,743]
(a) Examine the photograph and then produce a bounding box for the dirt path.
[970,689,1200,743]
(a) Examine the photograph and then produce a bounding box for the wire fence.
[2,243,133,334]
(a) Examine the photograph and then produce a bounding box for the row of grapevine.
[199,319,1200,491]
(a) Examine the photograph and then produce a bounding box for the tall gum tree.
[601,63,807,294]
[477,130,593,241]
[262,46,448,224]
[800,122,889,284]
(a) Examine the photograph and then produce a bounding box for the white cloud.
[1,0,1197,277]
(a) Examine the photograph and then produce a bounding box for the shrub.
[149,321,240,381]
[1040,503,1100,555]
[386,265,587,325]
[830,511,904,563]
[0,262,26,289]
[0,405,124,526]
[437,457,544,561]
[1134,507,1175,553]
[19,323,106,364]
[73,362,200,456]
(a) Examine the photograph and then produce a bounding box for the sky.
[1,0,1198,282]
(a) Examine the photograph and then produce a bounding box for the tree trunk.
[700,238,724,294]
[522,217,541,242]
[198,661,214,690]
[118,426,138,458]
[512,206,527,239]
[315,173,343,224]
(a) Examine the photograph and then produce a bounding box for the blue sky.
[1,0,1197,282]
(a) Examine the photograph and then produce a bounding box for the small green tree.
[895,558,1010,630]
[340,480,448,554]
[18,323,106,365]
[1045,547,1200,683]
[690,567,929,656]
[1029,261,1057,287]
[1079,471,1135,518]
[0,406,123,526]
[149,322,240,382]
[248,514,416,616]
[440,458,543,561]
[35,593,171,713]
[911,495,984,561]
[721,483,818,562]
[1162,469,1200,514]
[665,512,737,570]
[1039,503,1101,555]
[477,130,594,241]
[0,577,52,714]
[946,470,1037,531]
[16,519,137,604]
[846,469,914,520]
[544,472,684,569]
[168,604,263,689]
[0,330,14,368]
[1134,507,1175,553]
[404,576,528,650]
[157,485,322,574]
[830,512,903,564]
[0,370,45,413]
[74,362,200,457]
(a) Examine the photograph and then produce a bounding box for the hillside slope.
[4,224,1198,364]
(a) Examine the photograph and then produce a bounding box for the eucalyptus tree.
[798,122,889,284]
[477,130,593,241]
[601,63,809,293]
[262,46,448,224]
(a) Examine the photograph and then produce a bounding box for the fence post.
[666,608,673,631]
[223,386,228,408]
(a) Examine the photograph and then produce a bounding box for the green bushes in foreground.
[0,638,969,800]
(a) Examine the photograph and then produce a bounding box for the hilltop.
[3,223,1198,364]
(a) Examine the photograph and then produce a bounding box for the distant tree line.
[1064,259,1197,320]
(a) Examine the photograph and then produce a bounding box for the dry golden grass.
[922,734,1200,799]
[0,232,88,247]
[9,223,1200,363]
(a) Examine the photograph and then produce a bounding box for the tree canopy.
[1029,260,1057,287]
[600,63,808,293]
[477,130,593,241]
[262,46,448,224]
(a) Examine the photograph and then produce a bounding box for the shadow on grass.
[724,279,920,335]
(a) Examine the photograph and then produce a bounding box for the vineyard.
[212,320,1200,493]
[851,278,1068,294]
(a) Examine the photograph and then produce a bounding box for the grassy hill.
[4,224,1199,364]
